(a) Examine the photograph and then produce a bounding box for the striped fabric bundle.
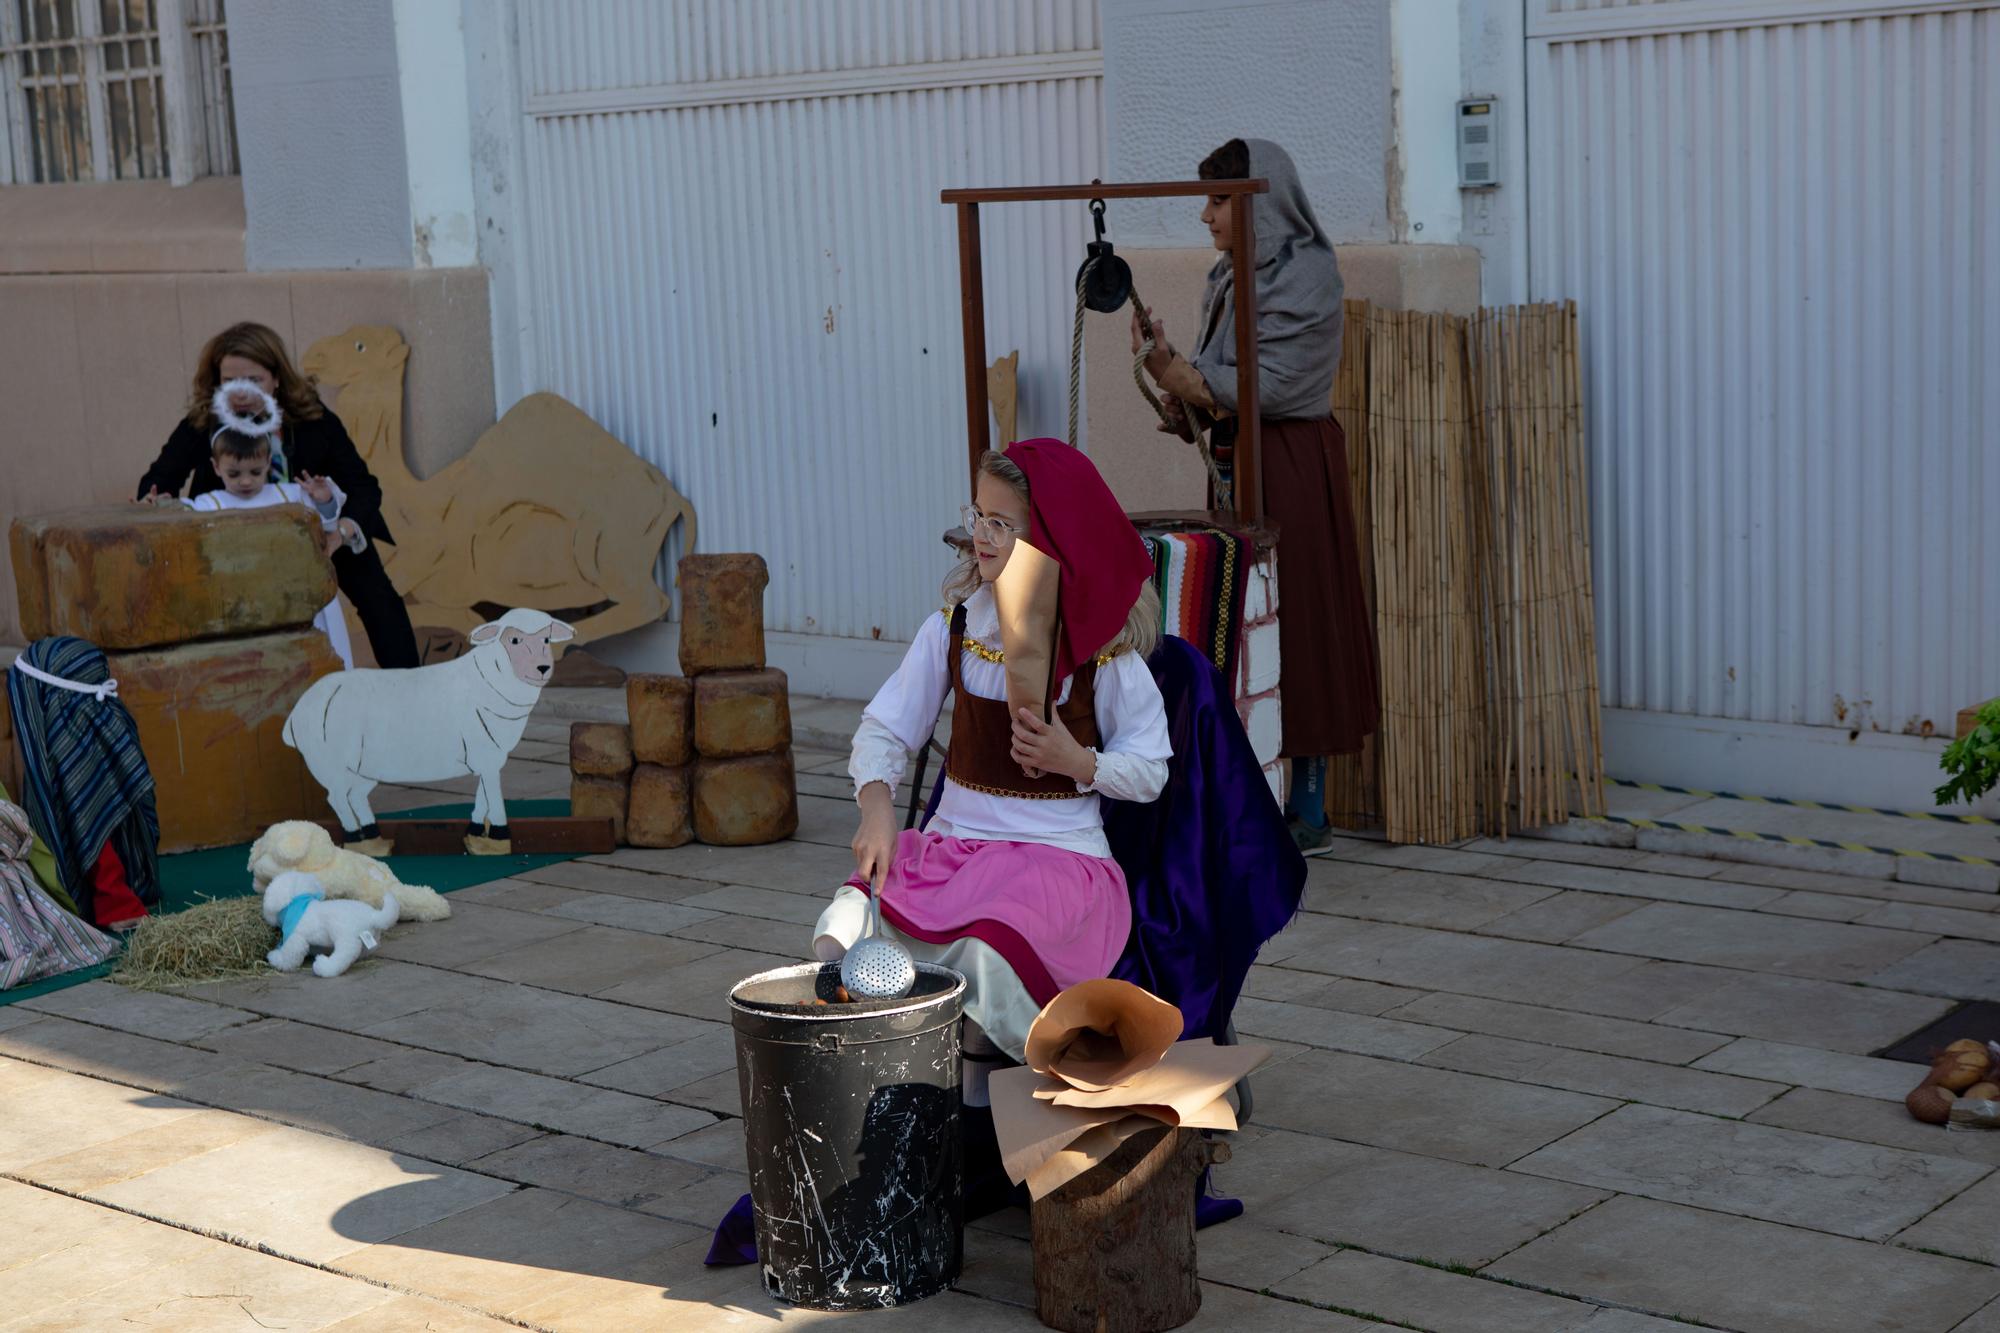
[6,638,161,924]
[0,798,117,989]
[1144,528,1253,686]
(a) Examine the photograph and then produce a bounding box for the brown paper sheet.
[1023,1115,1159,1200]
[1024,978,1186,1092]
[1031,1039,1268,1117]
[992,537,1060,724]
[991,1065,1132,1185]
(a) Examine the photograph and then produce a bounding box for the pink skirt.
[846,830,1131,1006]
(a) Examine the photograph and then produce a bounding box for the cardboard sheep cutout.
[282,608,574,856]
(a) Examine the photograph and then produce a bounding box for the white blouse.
[850,585,1172,857]
[185,480,344,526]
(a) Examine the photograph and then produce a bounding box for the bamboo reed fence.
[1327,299,1604,843]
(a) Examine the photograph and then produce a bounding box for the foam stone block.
[628,673,694,766]
[571,772,631,845]
[694,668,792,759]
[111,629,342,852]
[693,751,798,846]
[676,553,768,676]
[626,763,693,849]
[569,722,634,778]
[11,503,336,649]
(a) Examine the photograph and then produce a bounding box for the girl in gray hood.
[1133,137,1379,850]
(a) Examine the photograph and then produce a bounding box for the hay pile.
[113,896,275,990]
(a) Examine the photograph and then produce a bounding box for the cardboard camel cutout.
[302,326,696,648]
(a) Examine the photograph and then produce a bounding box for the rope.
[1066,254,1231,509]
[9,658,119,702]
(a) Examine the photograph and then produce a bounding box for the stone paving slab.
[201,1017,412,1076]
[1870,939,2000,1000]
[1302,867,1557,930]
[1277,1248,1600,1332]
[460,922,727,994]
[332,1185,709,1322]
[1478,889,1649,944]
[0,1013,250,1094]
[0,1055,207,1169]
[1693,1037,1920,1101]
[20,1105,281,1195]
[1857,901,2000,944]
[1895,1170,2000,1265]
[172,1062,466,1148]
[3,1225,404,1332]
[358,973,701,1075]
[542,892,726,935]
[373,900,590,969]
[1748,1088,2000,1168]
[576,1024,739,1098]
[1269,916,1652,1007]
[513,858,731,902]
[407,1063,715,1149]
[1567,901,1936,982]
[1420,1034,1786,1117]
[1240,967,1431,1016]
[79,1124,514,1263]
[1230,995,1463,1060]
[1649,970,1955,1054]
[1383,992,1732,1064]
[17,980,257,1042]
[1510,1104,1992,1241]
[1488,1194,2000,1333]
[1480,857,1789,911]
[1256,1136,1611,1267]
[1252,1048,1618,1166]
[1760,890,1881,921]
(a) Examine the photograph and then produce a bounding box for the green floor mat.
[1,799,580,1007]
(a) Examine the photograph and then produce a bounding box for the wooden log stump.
[1030,1127,1228,1333]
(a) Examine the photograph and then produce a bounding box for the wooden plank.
[316,817,617,856]
[956,201,989,485]
[1230,191,1263,525]
[942,179,1267,204]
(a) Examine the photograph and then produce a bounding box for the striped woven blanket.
[1145,528,1254,687]
[6,638,160,924]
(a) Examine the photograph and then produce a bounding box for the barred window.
[0,0,237,185]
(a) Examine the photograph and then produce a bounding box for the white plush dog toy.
[247,822,450,922]
[263,870,399,977]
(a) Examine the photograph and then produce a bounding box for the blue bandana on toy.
[277,887,324,943]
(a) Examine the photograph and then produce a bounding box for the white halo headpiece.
[212,378,284,439]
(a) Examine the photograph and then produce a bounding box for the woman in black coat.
[137,321,420,668]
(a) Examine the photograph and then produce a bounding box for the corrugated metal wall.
[510,0,1103,641]
[1527,0,1999,737]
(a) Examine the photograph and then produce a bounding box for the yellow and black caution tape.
[1605,776,1996,826]
[1575,811,1998,869]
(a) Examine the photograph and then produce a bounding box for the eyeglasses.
[960,505,1026,547]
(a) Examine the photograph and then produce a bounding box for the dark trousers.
[332,544,418,669]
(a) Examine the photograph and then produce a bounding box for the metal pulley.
[1075,196,1133,313]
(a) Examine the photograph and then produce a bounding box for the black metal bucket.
[728,960,966,1310]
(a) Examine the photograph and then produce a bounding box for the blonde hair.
[943,451,1161,662]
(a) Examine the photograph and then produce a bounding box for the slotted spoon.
[841,885,916,1000]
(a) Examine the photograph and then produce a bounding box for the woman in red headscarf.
[814,441,1171,1083]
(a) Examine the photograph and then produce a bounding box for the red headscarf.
[1004,439,1155,684]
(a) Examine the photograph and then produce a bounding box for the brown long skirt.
[1254,415,1380,758]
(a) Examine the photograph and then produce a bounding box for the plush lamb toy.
[248,821,451,921]
[263,870,399,977]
